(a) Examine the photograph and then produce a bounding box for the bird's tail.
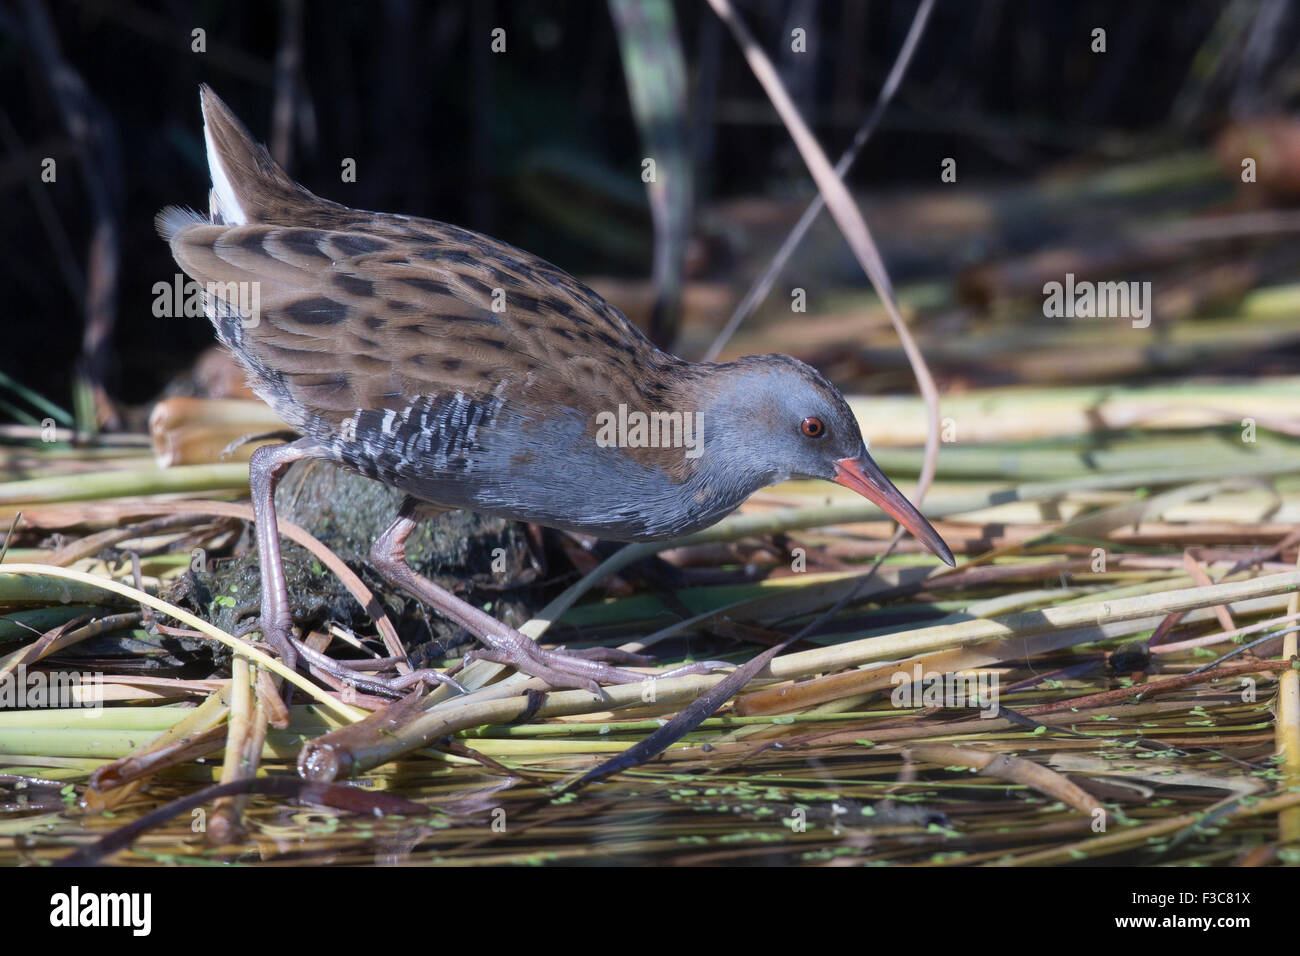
[195,84,321,225]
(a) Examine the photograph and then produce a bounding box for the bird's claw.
[656,660,734,680]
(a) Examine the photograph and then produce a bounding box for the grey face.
[703,354,954,567]
[708,355,866,485]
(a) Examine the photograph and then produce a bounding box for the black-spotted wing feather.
[164,215,666,435]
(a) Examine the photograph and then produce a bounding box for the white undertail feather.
[154,205,204,242]
[203,114,247,226]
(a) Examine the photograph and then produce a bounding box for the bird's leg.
[246,451,473,699]
[248,439,318,671]
[369,497,714,696]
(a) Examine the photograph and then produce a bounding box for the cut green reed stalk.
[0,707,194,730]
[0,463,250,507]
[842,377,1300,445]
[0,575,129,606]
[0,605,109,641]
[772,570,1300,676]
[869,434,1300,481]
[0,705,337,741]
[0,728,312,760]
[736,595,1294,717]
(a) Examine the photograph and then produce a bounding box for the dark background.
[0,1,1271,413]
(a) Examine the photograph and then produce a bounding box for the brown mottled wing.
[164,215,665,433]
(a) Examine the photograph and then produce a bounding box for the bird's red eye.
[801,417,825,438]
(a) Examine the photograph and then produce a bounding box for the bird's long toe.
[465,641,646,694]
[557,646,658,666]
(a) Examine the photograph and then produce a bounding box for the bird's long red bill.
[834,454,955,567]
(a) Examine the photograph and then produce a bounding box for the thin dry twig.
[706,0,943,502]
[703,0,934,362]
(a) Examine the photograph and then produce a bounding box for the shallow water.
[1,733,1253,866]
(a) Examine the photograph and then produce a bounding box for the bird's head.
[698,354,954,566]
